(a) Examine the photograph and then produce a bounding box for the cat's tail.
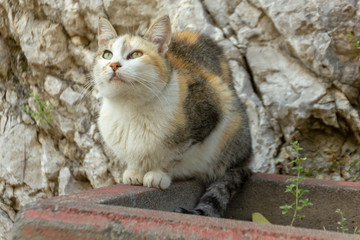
[174,167,252,218]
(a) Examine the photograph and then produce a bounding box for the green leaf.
[252,212,271,225]
[286,177,296,182]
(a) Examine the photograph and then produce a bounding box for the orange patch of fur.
[217,112,243,152]
[146,54,167,81]
[173,31,200,45]
[220,61,231,85]
[167,53,191,73]
[166,71,190,134]
[200,70,233,113]
[167,50,234,114]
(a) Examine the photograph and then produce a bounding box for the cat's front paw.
[143,170,171,190]
[122,169,144,185]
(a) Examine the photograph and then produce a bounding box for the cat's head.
[93,16,172,102]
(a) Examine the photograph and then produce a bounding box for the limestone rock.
[0,209,13,240]
[103,0,158,33]
[75,116,91,133]
[74,131,93,150]
[58,138,77,161]
[65,68,87,85]
[230,60,280,172]
[44,75,66,97]
[68,44,96,72]
[13,186,50,211]
[0,37,10,78]
[39,135,66,180]
[169,0,224,41]
[14,15,69,69]
[58,167,89,196]
[60,87,82,106]
[0,201,16,222]
[52,112,75,140]
[0,124,44,189]
[246,44,330,140]
[83,146,115,188]
[5,90,17,106]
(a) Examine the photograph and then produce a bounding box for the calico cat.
[93,15,252,217]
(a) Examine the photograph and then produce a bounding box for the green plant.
[348,33,360,50]
[336,209,349,233]
[280,141,313,226]
[22,92,53,126]
[335,209,360,234]
[345,150,360,182]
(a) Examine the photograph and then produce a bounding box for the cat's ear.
[98,17,117,47]
[144,16,171,55]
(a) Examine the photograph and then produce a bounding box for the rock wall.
[0,0,360,238]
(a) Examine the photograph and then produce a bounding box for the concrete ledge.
[227,173,360,231]
[11,173,360,239]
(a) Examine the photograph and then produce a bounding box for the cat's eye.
[103,50,113,60]
[128,51,143,59]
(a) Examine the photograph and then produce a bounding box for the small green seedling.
[22,92,53,126]
[335,209,360,234]
[348,33,360,50]
[345,150,360,182]
[280,141,313,226]
[336,209,349,233]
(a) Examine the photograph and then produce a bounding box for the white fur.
[98,18,117,46]
[172,115,232,180]
[94,35,178,189]
[95,36,233,189]
[93,37,166,102]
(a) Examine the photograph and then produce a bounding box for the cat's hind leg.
[174,167,252,217]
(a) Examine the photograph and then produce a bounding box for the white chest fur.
[97,74,179,172]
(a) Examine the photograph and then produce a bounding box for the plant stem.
[290,162,301,227]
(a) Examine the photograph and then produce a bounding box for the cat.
[92,15,252,218]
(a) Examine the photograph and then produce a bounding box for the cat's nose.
[110,62,121,71]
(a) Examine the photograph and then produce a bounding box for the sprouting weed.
[280,141,313,226]
[336,209,349,233]
[348,33,360,50]
[345,150,360,182]
[336,209,360,235]
[22,92,53,126]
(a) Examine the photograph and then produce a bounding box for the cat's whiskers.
[122,71,181,116]
[123,74,167,106]
[80,80,95,101]
[122,71,170,106]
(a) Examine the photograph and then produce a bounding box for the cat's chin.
[110,75,126,83]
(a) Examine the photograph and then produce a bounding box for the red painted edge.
[15,173,360,240]
[21,204,350,240]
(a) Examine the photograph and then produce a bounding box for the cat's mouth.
[110,73,126,83]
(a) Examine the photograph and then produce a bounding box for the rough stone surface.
[1,0,360,238]
[0,209,12,240]
[44,75,66,97]
[60,87,82,106]
[39,134,66,180]
[83,146,115,188]
[0,124,43,188]
[58,167,90,196]
[0,37,10,78]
